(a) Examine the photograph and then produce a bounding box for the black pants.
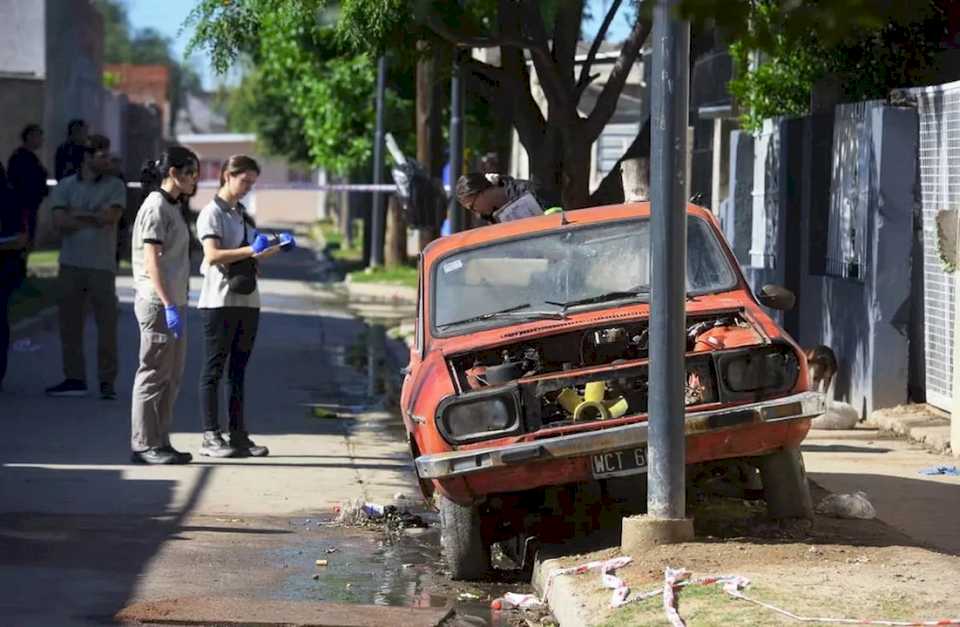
[199,307,260,433]
[0,285,11,386]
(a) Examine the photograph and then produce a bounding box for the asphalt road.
[0,242,443,625]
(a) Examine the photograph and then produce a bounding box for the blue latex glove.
[164,305,182,339]
[251,232,271,255]
[278,231,296,251]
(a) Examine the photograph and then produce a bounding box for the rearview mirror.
[757,284,795,311]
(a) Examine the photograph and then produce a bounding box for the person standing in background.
[7,124,49,248]
[44,136,126,400]
[129,147,199,465]
[0,162,27,391]
[54,119,88,181]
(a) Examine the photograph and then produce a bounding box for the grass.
[313,219,364,264]
[347,265,418,288]
[9,275,59,325]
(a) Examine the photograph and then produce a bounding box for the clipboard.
[492,192,544,223]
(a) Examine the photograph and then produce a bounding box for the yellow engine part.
[556,381,629,422]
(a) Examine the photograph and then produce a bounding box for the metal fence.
[914,80,960,411]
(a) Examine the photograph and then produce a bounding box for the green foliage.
[186,0,414,174]
[721,1,949,131]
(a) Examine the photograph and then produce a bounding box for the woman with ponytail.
[194,154,294,459]
[128,146,199,465]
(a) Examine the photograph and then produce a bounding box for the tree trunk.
[385,194,407,266]
[560,129,593,209]
[415,41,444,248]
[589,117,651,206]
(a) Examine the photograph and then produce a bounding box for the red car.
[400,202,824,579]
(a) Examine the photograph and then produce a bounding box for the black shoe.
[158,445,193,464]
[131,448,179,465]
[100,382,117,400]
[46,379,88,397]
[229,431,269,457]
[199,431,238,458]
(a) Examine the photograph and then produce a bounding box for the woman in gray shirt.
[195,155,294,458]
[129,147,199,465]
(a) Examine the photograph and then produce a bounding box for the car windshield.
[431,216,738,335]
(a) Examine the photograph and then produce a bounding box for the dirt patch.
[543,488,960,626]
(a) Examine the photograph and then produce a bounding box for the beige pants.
[58,265,118,384]
[131,298,187,451]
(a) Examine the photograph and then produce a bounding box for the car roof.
[422,202,717,265]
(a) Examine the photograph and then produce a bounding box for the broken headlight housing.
[717,345,799,397]
[437,385,522,444]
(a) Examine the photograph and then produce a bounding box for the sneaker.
[229,431,270,457]
[131,448,180,465]
[199,430,238,458]
[46,379,88,397]
[158,445,193,464]
[100,382,117,400]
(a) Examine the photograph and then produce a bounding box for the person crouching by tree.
[45,135,126,400]
[129,147,199,465]
[195,155,295,458]
[455,173,552,225]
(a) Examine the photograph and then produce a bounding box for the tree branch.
[576,0,623,95]
[583,15,652,140]
[425,15,538,50]
[520,1,574,121]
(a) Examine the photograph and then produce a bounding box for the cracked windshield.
[434,216,737,332]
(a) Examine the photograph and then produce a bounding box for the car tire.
[439,494,491,580]
[758,445,814,520]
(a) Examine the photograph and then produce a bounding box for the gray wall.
[725,105,919,418]
[0,0,46,78]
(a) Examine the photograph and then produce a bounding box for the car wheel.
[439,494,491,580]
[758,446,814,520]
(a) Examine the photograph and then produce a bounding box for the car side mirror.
[757,284,795,311]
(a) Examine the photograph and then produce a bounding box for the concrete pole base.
[621,515,695,554]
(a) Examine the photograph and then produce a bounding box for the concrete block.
[621,515,694,554]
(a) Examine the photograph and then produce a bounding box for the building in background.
[177,133,327,225]
[0,0,163,244]
[104,63,171,137]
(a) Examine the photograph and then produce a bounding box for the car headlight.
[437,388,521,444]
[720,347,799,394]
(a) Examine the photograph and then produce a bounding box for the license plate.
[591,446,648,478]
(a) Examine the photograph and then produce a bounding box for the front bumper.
[415,391,824,479]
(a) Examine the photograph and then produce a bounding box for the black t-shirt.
[7,146,48,209]
[0,163,21,239]
[55,141,86,181]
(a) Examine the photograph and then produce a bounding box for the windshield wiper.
[438,303,566,329]
[546,286,650,310]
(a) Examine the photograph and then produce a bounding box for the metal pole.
[647,0,690,520]
[370,55,388,268]
[448,49,465,233]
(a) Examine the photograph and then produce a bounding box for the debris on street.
[315,559,328,567]
[815,491,877,519]
[490,592,542,611]
[811,401,860,430]
[918,464,959,476]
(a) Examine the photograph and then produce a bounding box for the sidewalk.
[532,427,960,626]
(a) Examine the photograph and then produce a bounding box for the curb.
[10,305,58,341]
[343,278,417,305]
[531,557,595,627]
[866,406,953,455]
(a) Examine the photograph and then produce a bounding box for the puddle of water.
[274,519,534,626]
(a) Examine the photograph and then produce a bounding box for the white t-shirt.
[196,196,260,309]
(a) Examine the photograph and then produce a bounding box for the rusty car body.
[400,202,824,579]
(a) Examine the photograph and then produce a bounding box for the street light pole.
[370,55,388,268]
[448,49,465,233]
[648,0,691,521]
